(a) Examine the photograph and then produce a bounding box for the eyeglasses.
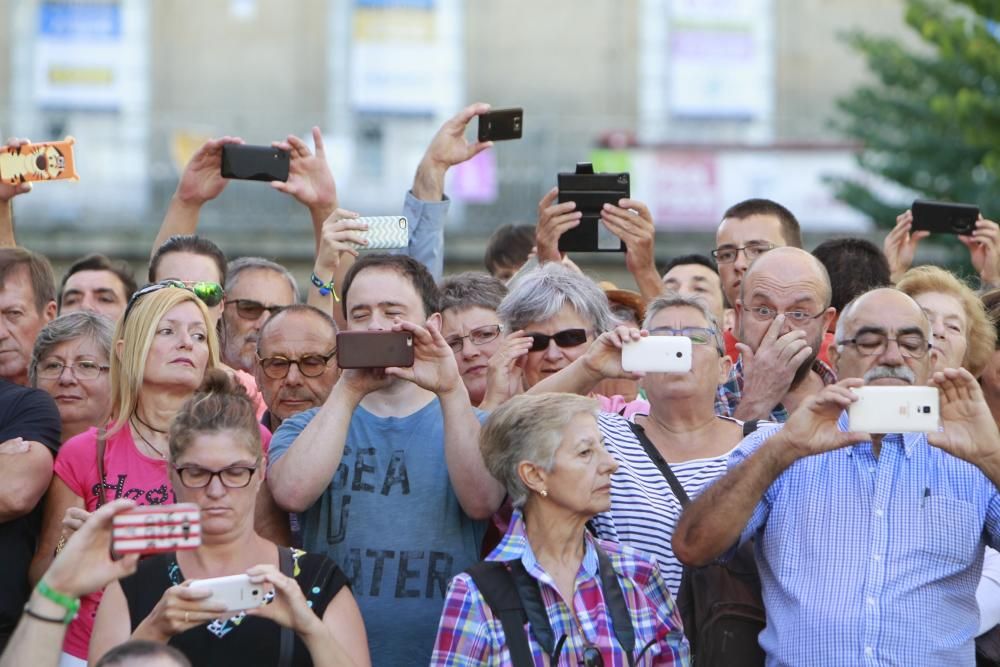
[36,359,110,380]
[746,304,826,324]
[837,332,931,359]
[649,326,723,353]
[257,348,337,379]
[711,242,775,265]
[227,299,285,321]
[123,280,225,322]
[526,328,589,352]
[172,464,259,489]
[445,324,503,353]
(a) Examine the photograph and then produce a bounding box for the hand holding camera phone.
[478,108,523,142]
[911,199,980,236]
[336,331,415,369]
[112,503,201,555]
[847,386,940,434]
[188,574,267,613]
[557,163,630,253]
[220,144,290,182]
[347,216,409,250]
[621,336,693,373]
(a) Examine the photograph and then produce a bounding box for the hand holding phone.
[0,137,79,185]
[478,108,523,142]
[188,574,267,613]
[336,331,415,369]
[911,199,979,235]
[112,503,201,555]
[621,336,692,373]
[847,385,940,433]
[347,216,409,250]
[557,163,630,253]
[221,144,290,182]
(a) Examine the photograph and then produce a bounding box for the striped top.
[591,411,744,598]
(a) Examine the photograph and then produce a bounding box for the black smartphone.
[336,331,414,369]
[911,199,979,235]
[478,108,523,142]
[220,145,290,182]
[557,163,629,253]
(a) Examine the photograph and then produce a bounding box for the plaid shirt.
[715,356,837,421]
[431,510,690,666]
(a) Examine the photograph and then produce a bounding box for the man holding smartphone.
[266,255,501,667]
[674,286,1000,664]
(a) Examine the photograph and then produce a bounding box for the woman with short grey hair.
[497,263,617,390]
[30,311,115,443]
[431,392,689,665]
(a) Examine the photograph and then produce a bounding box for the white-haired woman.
[431,392,689,666]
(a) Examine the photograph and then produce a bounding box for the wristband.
[310,272,339,302]
[35,579,80,624]
[24,606,69,624]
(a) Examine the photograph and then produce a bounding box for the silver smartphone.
[621,336,693,373]
[188,574,267,613]
[848,386,940,433]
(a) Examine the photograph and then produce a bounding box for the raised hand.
[0,138,33,202]
[315,209,368,274]
[174,136,245,206]
[535,187,581,264]
[582,326,647,380]
[413,102,492,201]
[271,127,338,215]
[884,210,929,283]
[927,367,1000,466]
[478,330,532,410]
[385,319,463,396]
[958,216,1000,286]
[245,564,324,635]
[733,315,812,420]
[777,378,870,459]
[600,199,656,276]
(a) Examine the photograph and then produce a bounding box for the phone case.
[0,137,79,185]
[336,331,414,369]
[220,144,289,182]
[848,386,940,434]
[621,336,693,373]
[478,108,523,142]
[112,503,201,555]
[911,199,979,235]
[188,574,266,612]
[351,216,409,250]
[557,166,629,253]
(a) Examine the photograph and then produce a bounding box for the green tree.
[833,0,1000,231]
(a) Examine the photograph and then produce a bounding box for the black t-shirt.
[0,379,61,650]
[120,549,349,667]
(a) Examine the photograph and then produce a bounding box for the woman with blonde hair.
[31,283,271,667]
[896,265,996,377]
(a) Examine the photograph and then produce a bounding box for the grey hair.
[643,294,725,354]
[497,263,615,334]
[225,257,299,300]
[439,272,508,313]
[29,311,114,386]
[479,392,600,508]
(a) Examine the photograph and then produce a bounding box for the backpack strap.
[509,560,565,661]
[467,562,536,667]
[628,422,690,506]
[95,427,108,509]
[594,545,637,667]
[276,547,295,667]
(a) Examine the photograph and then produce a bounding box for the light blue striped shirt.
[732,413,1000,666]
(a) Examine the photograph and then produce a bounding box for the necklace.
[134,412,168,434]
[130,417,165,459]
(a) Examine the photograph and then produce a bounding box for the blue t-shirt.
[269,398,487,667]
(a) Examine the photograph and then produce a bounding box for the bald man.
[718,247,837,422]
[675,287,1000,664]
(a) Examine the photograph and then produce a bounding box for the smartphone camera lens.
[252,589,260,596]
[922,406,931,413]
[675,351,683,358]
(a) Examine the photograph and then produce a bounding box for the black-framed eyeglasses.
[837,332,931,359]
[746,304,826,324]
[649,326,723,353]
[36,359,110,380]
[123,280,225,322]
[526,328,589,352]
[257,348,337,379]
[445,324,503,353]
[172,464,259,489]
[227,299,285,321]
[711,242,775,264]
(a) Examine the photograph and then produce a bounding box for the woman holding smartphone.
[89,371,369,667]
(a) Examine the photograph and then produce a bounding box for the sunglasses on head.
[526,328,589,352]
[123,280,225,322]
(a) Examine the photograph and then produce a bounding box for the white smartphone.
[351,216,409,250]
[621,336,692,373]
[848,386,940,434]
[188,574,267,613]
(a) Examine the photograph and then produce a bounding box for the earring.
[540,488,548,498]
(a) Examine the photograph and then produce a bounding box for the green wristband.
[35,579,80,623]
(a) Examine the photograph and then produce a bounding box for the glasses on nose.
[648,326,723,354]
[526,328,589,352]
[36,359,110,380]
[445,324,503,353]
[746,304,826,324]
[710,242,775,264]
[172,464,259,489]
[227,299,285,321]
[257,349,337,379]
[836,332,931,359]
[124,280,226,321]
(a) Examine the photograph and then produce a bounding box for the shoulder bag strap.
[467,561,536,667]
[743,419,761,437]
[594,545,637,667]
[627,422,690,506]
[509,559,562,661]
[95,427,108,508]
[276,547,295,667]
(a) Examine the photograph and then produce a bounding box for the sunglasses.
[526,328,589,352]
[123,280,225,322]
[227,299,285,321]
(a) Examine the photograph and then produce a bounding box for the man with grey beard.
[717,246,837,421]
[674,287,1000,664]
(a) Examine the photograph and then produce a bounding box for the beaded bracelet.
[310,272,339,302]
[34,580,80,624]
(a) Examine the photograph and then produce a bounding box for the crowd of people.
[1,102,999,666]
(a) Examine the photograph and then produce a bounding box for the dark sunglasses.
[526,328,589,352]
[227,299,285,321]
[124,280,225,322]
